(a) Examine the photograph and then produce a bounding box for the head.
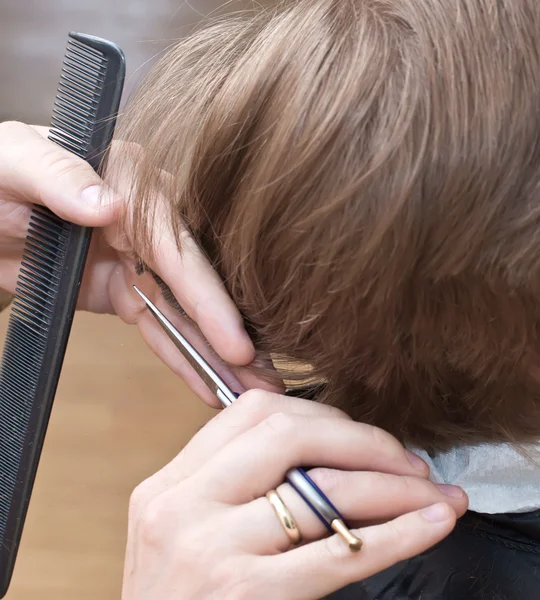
[112,0,540,450]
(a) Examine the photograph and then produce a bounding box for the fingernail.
[436,484,464,499]
[422,503,451,523]
[406,450,427,471]
[81,185,116,208]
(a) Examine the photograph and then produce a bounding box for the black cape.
[326,509,540,600]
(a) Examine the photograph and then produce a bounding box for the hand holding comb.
[0,33,125,596]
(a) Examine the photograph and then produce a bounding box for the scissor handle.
[286,467,342,529]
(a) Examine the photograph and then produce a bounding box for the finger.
[165,391,353,479]
[106,154,256,367]
[263,503,457,599]
[139,313,235,406]
[0,199,32,238]
[108,262,246,406]
[195,414,430,503]
[0,121,120,226]
[240,469,467,553]
[114,262,280,398]
[146,214,255,366]
[29,125,50,139]
[0,201,118,313]
[125,393,354,510]
[121,392,355,537]
[78,248,119,314]
[105,247,283,397]
[232,357,286,395]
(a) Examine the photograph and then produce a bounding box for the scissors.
[133,285,362,552]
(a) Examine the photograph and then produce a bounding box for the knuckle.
[0,201,31,238]
[361,471,423,507]
[369,424,402,455]
[323,404,350,420]
[0,120,26,138]
[397,474,420,496]
[361,470,388,493]
[41,149,94,184]
[233,389,276,423]
[137,493,174,549]
[176,226,194,247]
[36,140,99,194]
[0,122,31,166]
[261,411,298,438]
[129,478,157,518]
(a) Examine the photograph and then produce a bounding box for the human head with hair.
[112,0,540,451]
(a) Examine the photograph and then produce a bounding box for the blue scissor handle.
[233,392,346,531]
[286,467,344,531]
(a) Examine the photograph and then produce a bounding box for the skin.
[0,121,469,598]
[122,390,468,599]
[0,120,273,403]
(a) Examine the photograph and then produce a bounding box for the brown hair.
[112,0,540,450]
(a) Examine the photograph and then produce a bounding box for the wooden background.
[0,1,268,597]
[0,311,216,599]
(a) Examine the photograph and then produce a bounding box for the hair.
[111,0,540,451]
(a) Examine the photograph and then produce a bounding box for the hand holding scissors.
[120,286,467,600]
[134,285,362,550]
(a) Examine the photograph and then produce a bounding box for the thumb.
[0,121,121,226]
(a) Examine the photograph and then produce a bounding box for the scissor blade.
[132,286,237,406]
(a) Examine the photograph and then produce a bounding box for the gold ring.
[266,489,302,546]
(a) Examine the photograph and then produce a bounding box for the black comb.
[0,33,125,596]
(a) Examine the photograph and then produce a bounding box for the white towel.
[409,442,540,514]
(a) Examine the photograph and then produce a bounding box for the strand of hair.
[47,133,88,158]
[54,98,95,123]
[51,111,93,137]
[50,119,91,146]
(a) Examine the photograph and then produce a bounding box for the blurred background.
[0,0,262,123]
[0,1,267,598]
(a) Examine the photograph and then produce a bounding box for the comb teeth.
[49,38,107,158]
[7,207,68,336]
[14,209,68,329]
[0,206,69,536]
